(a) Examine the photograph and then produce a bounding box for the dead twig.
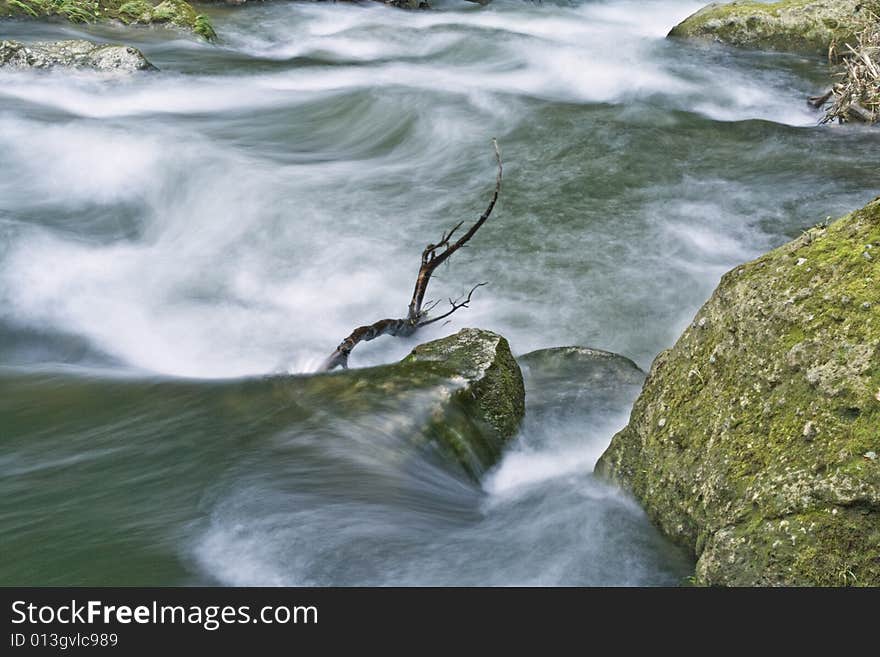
[416,282,488,328]
[320,140,503,371]
[818,14,880,125]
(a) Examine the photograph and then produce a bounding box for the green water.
[1,0,878,585]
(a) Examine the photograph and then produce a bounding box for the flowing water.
[1,0,878,585]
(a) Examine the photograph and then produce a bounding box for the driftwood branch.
[808,89,833,108]
[319,140,503,372]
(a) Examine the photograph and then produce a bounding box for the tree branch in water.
[320,140,503,372]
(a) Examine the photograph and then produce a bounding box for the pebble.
[802,420,817,440]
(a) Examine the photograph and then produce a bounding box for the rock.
[382,0,491,9]
[0,39,156,72]
[668,0,872,56]
[596,198,880,586]
[383,0,429,8]
[1,328,524,489]
[138,0,217,40]
[281,328,523,480]
[403,328,525,475]
[518,346,645,419]
[0,0,216,41]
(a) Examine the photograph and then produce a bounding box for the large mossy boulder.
[0,38,155,71]
[596,199,880,586]
[668,0,873,56]
[0,0,216,41]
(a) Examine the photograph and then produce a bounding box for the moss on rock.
[0,0,216,41]
[596,198,880,586]
[404,328,525,476]
[258,328,523,481]
[149,0,214,40]
[668,0,874,56]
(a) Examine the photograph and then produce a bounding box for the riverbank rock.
[0,39,155,72]
[0,0,216,41]
[595,198,880,586]
[668,0,873,56]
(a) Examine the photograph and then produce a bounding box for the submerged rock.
[383,0,490,6]
[518,346,645,418]
[669,0,872,56]
[383,0,429,8]
[0,0,216,41]
[596,198,880,586]
[0,39,156,72]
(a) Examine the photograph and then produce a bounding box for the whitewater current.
[1,0,878,585]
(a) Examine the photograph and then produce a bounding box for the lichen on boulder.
[0,38,156,71]
[596,198,880,586]
[0,0,216,41]
[669,0,872,56]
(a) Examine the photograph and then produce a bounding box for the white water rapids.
[1,1,877,585]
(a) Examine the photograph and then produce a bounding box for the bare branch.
[417,282,487,327]
[421,298,442,313]
[407,138,502,322]
[808,89,833,108]
[318,140,503,372]
[819,22,880,125]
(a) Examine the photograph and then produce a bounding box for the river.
[1,0,878,585]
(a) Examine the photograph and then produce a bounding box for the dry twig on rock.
[320,140,503,371]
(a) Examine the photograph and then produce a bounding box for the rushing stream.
[1,0,878,585]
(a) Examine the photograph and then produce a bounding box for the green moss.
[5,0,100,23]
[596,198,880,586]
[0,0,216,41]
[406,328,525,475]
[193,13,215,41]
[6,0,40,17]
[723,505,880,585]
[117,0,151,21]
[149,0,189,23]
[669,0,874,56]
